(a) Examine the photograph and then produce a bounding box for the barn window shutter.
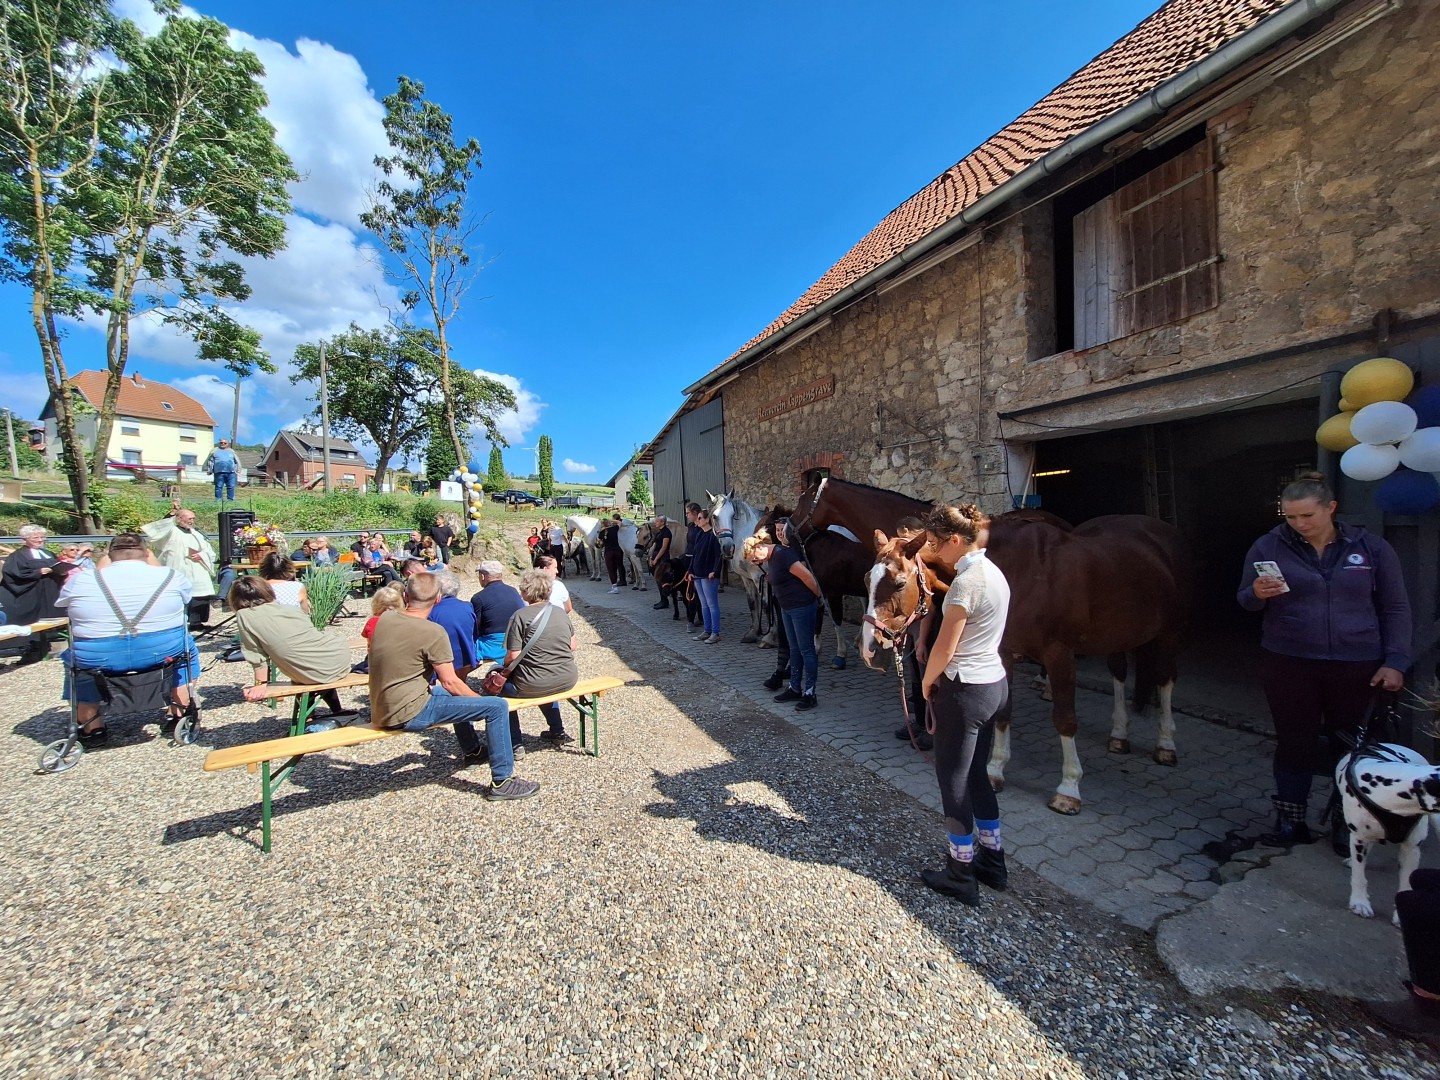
[1070,137,1218,349]
[1115,138,1218,337]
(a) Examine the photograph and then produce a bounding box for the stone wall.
[717,0,1440,513]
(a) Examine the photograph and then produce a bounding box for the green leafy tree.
[4,415,45,472]
[361,76,483,489]
[292,323,514,492]
[537,434,554,499]
[628,466,651,510]
[425,411,457,488]
[486,443,506,492]
[0,3,294,530]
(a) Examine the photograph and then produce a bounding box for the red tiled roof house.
[41,370,218,481]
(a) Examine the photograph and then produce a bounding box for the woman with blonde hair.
[916,503,1012,906]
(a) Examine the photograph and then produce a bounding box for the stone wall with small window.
[713,1,1440,509]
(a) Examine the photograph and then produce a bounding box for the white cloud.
[230,32,391,224]
[471,368,545,446]
[563,458,597,475]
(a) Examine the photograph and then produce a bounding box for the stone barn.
[652,0,1440,726]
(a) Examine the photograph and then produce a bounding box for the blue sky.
[0,0,1161,483]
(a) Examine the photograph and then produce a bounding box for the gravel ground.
[0,561,1434,1078]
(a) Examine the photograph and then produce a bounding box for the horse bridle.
[788,476,827,541]
[862,551,934,649]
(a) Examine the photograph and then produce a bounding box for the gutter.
[683,0,1348,398]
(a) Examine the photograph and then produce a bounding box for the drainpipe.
[684,0,1349,397]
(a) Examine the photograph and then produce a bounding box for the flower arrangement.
[234,522,286,548]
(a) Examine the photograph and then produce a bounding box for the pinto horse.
[814,477,1188,815]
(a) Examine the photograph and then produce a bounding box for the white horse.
[707,490,767,644]
[567,514,645,587]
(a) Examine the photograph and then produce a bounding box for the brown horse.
[811,475,1188,814]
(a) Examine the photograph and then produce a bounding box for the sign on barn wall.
[757,375,835,421]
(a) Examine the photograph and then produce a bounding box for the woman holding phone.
[1237,471,1411,848]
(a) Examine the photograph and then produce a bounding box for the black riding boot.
[973,846,1008,892]
[921,855,979,906]
[1259,797,1313,847]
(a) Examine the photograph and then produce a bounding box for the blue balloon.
[467,521,479,534]
[468,457,484,475]
[1374,467,1440,514]
[1406,385,1440,429]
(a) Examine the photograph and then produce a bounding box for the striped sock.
[947,832,975,863]
[976,818,1002,852]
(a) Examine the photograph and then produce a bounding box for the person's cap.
[477,560,505,577]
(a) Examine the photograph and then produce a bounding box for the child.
[352,583,404,673]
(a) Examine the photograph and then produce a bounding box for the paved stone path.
[573,571,1276,930]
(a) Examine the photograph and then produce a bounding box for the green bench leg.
[258,753,303,853]
[568,693,601,757]
[289,691,321,737]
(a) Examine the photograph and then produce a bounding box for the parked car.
[490,488,544,505]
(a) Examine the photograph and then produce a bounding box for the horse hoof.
[1108,738,1131,755]
[740,633,757,644]
[1047,794,1083,815]
[1040,689,1052,702]
[831,657,846,670]
[987,775,1006,794]
[1153,748,1178,768]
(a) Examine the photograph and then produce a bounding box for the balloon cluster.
[451,458,486,534]
[1316,358,1440,513]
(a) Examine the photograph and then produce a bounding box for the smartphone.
[1253,560,1290,593]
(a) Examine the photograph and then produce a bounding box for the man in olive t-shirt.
[368,573,537,801]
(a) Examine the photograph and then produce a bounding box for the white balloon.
[1350,400,1418,445]
[1398,426,1440,472]
[1340,442,1401,481]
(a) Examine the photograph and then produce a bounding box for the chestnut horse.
[808,477,1189,814]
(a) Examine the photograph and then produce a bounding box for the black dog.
[652,557,687,620]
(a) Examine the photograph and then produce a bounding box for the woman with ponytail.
[917,503,1012,906]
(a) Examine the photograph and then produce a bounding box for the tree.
[0,3,295,530]
[424,411,457,488]
[628,466,651,510]
[5,414,45,472]
[361,76,483,489]
[291,323,515,492]
[486,443,506,492]
[537,434,554,499]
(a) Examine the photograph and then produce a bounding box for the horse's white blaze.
[859,562,886,661]
[1108,676,1130,742]
[1055,735,1083,800]
[1155,682,1176,752]
[987,724,1012,784]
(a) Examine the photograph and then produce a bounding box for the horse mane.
[807,477,931,505]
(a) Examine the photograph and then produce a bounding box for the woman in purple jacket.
[1237,472,1411,848]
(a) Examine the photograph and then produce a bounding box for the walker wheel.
[39,739,83,774]
[172,711,200,746]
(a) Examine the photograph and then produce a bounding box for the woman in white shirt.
[257,551,310,614]
[918,504,1012,906]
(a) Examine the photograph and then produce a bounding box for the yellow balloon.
[1338,398,1358,413]
[1339,357,1414,407]
[1316,412,1360,452]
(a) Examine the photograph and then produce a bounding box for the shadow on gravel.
[161,732,483,849]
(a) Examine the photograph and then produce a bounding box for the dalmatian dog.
[1336,742,1440,924]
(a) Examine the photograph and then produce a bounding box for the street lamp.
[208,373,243,445]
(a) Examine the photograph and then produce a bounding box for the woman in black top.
[601,514,625,592]
[744,532,823,709]
[689,508,724,643]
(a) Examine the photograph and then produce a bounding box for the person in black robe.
[0,524,76,662]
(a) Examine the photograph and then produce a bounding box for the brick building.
[260,429,374,490]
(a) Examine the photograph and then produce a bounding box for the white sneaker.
[609,585,620,594]
[704,635,720,645]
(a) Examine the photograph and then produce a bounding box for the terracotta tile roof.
[276,429,370,464]
[715,0,1291,372]
[68,370,216,427]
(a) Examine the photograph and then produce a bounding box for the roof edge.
[683,0,1347,398]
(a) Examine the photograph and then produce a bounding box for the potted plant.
[234,521,286,564]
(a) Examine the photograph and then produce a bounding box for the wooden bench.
[203,675,624,852]
[260,672,371,736]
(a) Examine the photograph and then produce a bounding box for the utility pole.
[229,376,242,446]
[319,341,332,494]
[3,409,18,477]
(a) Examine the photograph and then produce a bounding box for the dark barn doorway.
[1028,398,1320,724]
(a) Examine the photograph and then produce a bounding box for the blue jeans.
[62,628,201,704]
[695,575,720,635]
[781,603,819,695]
[213,471,236,501]
[403,687,514,782]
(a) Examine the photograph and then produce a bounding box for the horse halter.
[862,553,933,648]
[788,476,827,541]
